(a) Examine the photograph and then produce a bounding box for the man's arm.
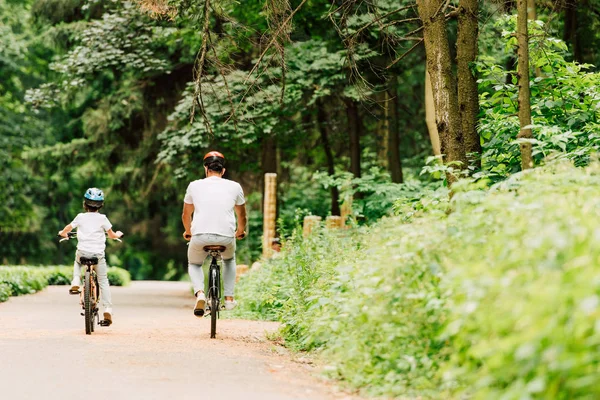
[182,202,194,240]
[234,204,247,239]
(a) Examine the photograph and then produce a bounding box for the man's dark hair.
[206,161,224,172]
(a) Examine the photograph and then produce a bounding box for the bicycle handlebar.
[57,232,123,243]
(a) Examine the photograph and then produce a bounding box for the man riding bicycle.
[182,151,247,316]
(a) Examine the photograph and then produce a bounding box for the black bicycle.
[59,232,120,335]
[204,245,225,339]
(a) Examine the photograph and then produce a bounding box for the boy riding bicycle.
[58,188,123,325]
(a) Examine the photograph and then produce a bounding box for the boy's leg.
[95,255,112,321]
[70,252,82,294]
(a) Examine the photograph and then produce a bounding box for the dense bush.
[235,162,600,398]
[477,19,600,182]
[0,265,131,303]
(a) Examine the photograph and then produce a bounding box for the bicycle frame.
[79,260,100,334]
[58,232,120,334]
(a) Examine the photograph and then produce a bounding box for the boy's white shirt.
[70,212,112,254]
[184,176,245,237]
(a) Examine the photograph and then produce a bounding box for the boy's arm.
[106,229,123,239]
[58,224,73,238]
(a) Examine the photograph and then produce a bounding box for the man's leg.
[220,237,237,309]
[223,256,236,298]
[188,235,210,316]
[188,262,205,296]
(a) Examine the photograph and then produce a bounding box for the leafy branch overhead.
[26,2,171,108]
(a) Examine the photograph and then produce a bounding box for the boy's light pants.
[73,250,112,311]
[188,234,237,297]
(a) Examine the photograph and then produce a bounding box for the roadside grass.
[233,162,600,399]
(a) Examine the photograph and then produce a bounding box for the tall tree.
[416,0,467,183]
[517,0,533,170]
[387,78,403,183]
[316,103,341,215]
[425,71,441,156]
[345,99,362,178]
[457,0,481,167]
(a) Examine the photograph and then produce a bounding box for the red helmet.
[203,151,225,166]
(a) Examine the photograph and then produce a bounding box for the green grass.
[234,162,600,399]
[0,265,131,302]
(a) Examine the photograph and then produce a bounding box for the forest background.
[2,0,600,280]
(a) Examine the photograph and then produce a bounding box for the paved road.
[0,282,350,400]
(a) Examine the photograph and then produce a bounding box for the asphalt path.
[0,281,353,400]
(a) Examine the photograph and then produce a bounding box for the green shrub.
[107,267,131,286]
[0,265,131,303]
[235,162,600,399]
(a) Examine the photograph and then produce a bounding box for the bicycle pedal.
[99,320,111,327]
[194,309,205,317]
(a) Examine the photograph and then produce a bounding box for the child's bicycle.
[59,232,122,335]
[204,245,225,339]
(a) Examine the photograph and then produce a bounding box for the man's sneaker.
[194,292,206,317]
[224,299,237,311]
[69,284,80,295]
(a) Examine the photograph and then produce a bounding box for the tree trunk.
[417,0,466,184]
[387,78,403,183]
[527,0,536,20]
[260,134,278,213]
[345,99,362,178]
[517,0,533,170]
[377,91,389,167]
[425,70,441,156]
[457,0,481,169]
[503,0,517,84]
[261,135,278,174]
[317,104,341,215]
[563,3,581,62]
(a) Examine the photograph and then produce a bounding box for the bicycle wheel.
[84,269,92,335]
[91,276,99,333]
[210,267,219,339]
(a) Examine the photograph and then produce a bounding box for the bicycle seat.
[79,256,98,265]
[204,245,226,252]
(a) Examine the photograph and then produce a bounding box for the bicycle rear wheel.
[209,266,220,339]
[91,275,99,333]
[210,294,217,338]
[84,269,92,335]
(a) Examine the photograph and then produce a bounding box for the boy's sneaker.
[69,280,80,295]
[194,292,206,317]
[224,299,237,311]
[101,309,112,327]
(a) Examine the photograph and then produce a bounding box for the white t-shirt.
[184,177,246,237]
[70,212,112,254]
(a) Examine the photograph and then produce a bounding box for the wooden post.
[326,216,343,229]
[262,173,277,258]
[340,193,352,228]
[303,216,322,237]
